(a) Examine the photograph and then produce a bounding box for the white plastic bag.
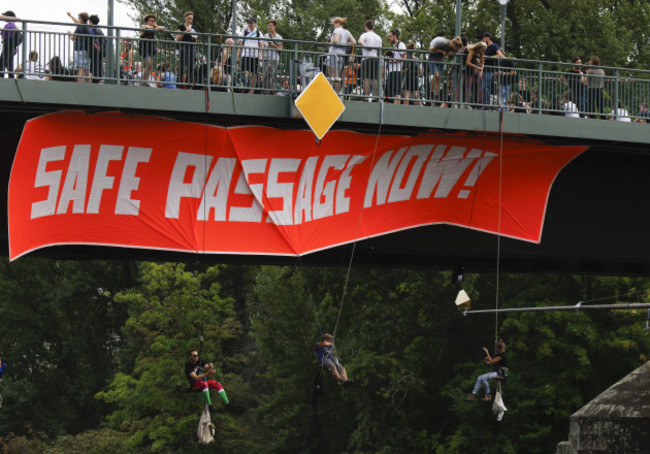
[492,390,507,413]
[197,406,216,445]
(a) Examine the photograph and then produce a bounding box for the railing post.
[206,34,212,91]
[537,62,543,114]
[614,68,620,119]
[230,35,237,91]
[20,20,27,79]
[113,29,121,84]
[292,42,298,96]
[378,52,383,102]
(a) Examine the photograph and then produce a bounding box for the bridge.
[1,20,650,275]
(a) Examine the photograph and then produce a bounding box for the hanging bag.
[197,406,216,445]
[492,382,507,413]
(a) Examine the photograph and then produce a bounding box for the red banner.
[8,112,587,260]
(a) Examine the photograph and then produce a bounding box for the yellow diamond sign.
[294,72,345,140]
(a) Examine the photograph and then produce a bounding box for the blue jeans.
[499,85,511,111]
[481,71,494,106]
[472,371,498,395]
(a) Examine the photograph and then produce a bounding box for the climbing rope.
[494,109,505,343]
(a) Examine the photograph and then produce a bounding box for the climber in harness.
[465,339,508,402]
[315,333,352,385]
[185,349,232,412]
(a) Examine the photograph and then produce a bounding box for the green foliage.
[0,258,134,436]
[1,257,650,452]
[97,262,251,453]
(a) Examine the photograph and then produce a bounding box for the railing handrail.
[4,18,650,123]
[16,18,650,76]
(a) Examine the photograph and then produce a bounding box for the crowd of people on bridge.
[1,11,649,122]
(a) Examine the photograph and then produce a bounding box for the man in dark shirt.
[71,12,92,83]
[465,340,508,402]
[185,349,230,411]
[480,32,505,107]
[562,57,586,116]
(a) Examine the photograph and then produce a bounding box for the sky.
[14,0,138,29]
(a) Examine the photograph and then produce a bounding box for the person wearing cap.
[261,19,282,94]
[139,14,164,86]
[238,17,263,94]
[0,11,19,79]
[480,32,505,108]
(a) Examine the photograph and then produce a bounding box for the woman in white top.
[17,51,44,80]
[326,17,356,92]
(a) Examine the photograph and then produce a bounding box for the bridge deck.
[0,79,649,275]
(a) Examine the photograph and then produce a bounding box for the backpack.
[243,29,262,44]
[7,25,22,48]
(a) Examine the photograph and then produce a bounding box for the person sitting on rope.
[465,340,508,402]
[315,333,351,384]
[185,349,231,412]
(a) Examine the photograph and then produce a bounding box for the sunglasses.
[191,354,199,358]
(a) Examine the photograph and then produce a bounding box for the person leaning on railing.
[428,35,462,105]
[463,41,485,107]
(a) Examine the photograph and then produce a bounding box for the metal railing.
[4,19,650,122]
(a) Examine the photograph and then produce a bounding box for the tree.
[0,258,134,436]
[97,262,256,453]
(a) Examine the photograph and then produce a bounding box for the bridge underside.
[1,83,649,275]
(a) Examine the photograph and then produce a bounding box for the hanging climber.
[315,333,352,384]
[185,349,232,412]
[465,340,508,402]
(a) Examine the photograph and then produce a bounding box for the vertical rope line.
[495,110,505,343]
[202,123,209,254]
[332,102,384,339]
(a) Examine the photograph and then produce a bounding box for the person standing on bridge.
[561,57,586,117]
[239,17,263,94]
[358,19,382,100]
[176,11,198,89]
[0,11,20,79]
[261,19,282,94]
[139,14,164,86]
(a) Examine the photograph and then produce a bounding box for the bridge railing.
[6,19,650,122]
